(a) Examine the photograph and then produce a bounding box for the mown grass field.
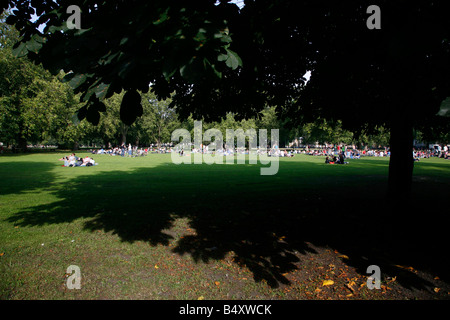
[1,152,449,300]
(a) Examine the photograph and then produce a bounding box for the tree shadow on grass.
[4,159,450,293]
[0,161,57,196]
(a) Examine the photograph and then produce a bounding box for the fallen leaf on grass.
[345,281,357,293]
[434,288,440,293]
[215,281,220,287]
[322,280,334,286]
[154,265,159,269]
[198,296,205,300]
[380,285,392,292]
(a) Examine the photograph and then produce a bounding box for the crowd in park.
[305,147,384,158]
[304,145,450,163]
[90,143,173,157]
[188,145,296,157]
[49,143,450,166]
[412,147,449,161]
[2,141,449,168]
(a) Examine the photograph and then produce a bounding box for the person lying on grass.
[59,154,97,167]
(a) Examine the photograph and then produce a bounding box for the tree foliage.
[5,1,450,126]
[4,0,246,125]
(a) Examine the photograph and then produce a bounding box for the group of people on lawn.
[325,152,348,165]
[59,153,96,167]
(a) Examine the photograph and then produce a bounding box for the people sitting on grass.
[59,153,97,167]
[92,145,149,157]
[325,152,348,164]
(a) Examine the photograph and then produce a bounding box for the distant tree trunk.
[17,136,28,152]
[121,124,129,145]
[387,110,414,203]
[72,141,79,151]
[157,124,162,148]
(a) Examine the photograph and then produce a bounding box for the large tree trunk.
[386,47,415,206]
[387,111,414,203]
[17,136,28,152]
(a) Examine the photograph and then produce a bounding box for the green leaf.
[225,49,242,70]
[12,42,28,58]
[153,8,170,25]
[25,34,45,53]
[219,49,242,70]
[94,83,110,100]
[217,53,228,62]
[437,97,450,117]
[120,37,129,46]
[80,78,104,102]
[68,73,88,90]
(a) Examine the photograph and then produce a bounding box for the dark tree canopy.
[294,1,450,131]
[4,1,450,123]
[4,0,243,124]
[3,0,315,124]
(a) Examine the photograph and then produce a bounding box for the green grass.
[1,152,449,299]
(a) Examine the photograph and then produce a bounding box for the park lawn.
[0,152,449,300]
